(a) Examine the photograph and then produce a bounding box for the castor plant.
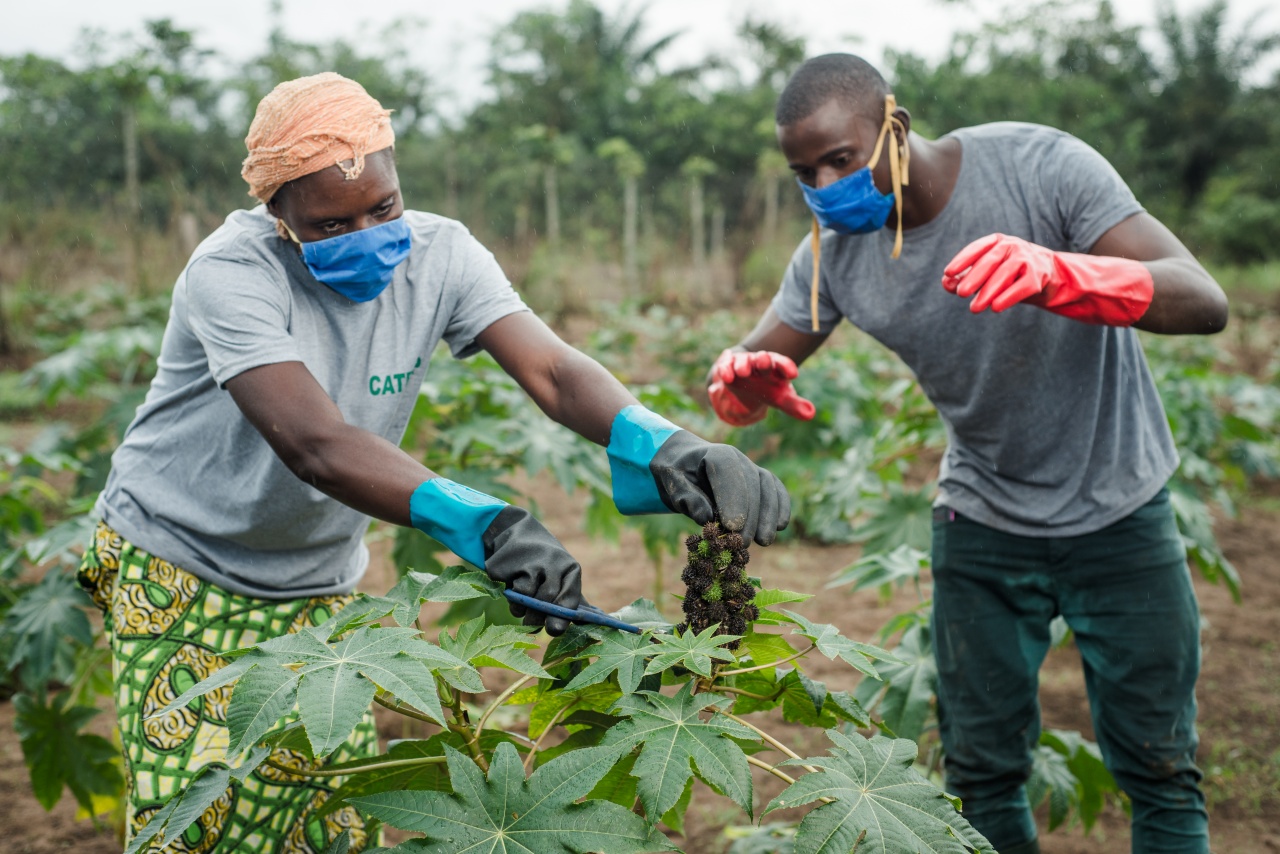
[676,521,760,645]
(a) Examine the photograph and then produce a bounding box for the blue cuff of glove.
[607,404,682,515]
[408,478,507,569]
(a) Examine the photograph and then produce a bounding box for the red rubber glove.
[941,233,1154,326]
[707,349,817,427]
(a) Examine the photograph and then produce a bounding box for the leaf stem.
[262,755,446,779]
[716,643,816,677]
[712,685,785,702]
[746,754,797,786]
[448,687,489,773]
[470,654,572,749]
[374,693,442,727]
[523,699,579,772]
[720,710,819,774]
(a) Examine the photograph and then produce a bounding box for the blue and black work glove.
[607,405,790,545]
[409,478,582,636]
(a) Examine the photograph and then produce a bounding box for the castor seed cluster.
[676,521,759,647]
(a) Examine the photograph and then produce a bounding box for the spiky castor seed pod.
[682,569,713,599]
[678,521,757,650]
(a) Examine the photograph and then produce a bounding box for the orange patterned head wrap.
[241,72,395,203]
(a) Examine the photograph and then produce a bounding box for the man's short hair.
[776,54,891,127]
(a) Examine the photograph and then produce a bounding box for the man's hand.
[941,233,1153,326]
[708,349,816,427]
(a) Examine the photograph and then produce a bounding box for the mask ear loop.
[276,217,303,245]
[810,93,911,332]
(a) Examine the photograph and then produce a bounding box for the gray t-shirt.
[772,122,1178,537]
[95,207,528,598]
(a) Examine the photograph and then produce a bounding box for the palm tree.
[1147,0,1279,209]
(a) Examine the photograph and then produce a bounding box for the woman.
[79,73,788,852]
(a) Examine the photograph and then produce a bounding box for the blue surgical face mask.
[283,217,412,302]
[798,94,910,333]
[798,167,894,235]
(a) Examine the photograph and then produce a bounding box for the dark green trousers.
[932,488,1208,853]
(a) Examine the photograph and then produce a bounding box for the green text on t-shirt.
[369,357,422,396]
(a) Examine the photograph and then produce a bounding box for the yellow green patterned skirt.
[79,521,379,853]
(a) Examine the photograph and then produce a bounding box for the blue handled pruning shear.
[503,590,642,634]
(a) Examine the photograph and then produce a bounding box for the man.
[707,54,1225,854]
[82,72,788,852]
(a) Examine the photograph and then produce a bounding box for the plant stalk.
[721,710,820,774]
[717,643,816,677]
[262,755,447,779]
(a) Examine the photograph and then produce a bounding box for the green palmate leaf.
[197,624,471,758]
[296,627,456,756]
[1037,729,1120,832]
[150,655,257,721]
[1169,487,1242,601]
[315,598,397,638]
[527,682,621,740]
[660,777,695,834]
[585,749,639,807]
[644,624,738,677]
[750,588,814,625]
[562,630,653,694]
[321,730,524,817]
[123,747,266,854]
[737,630,799,677]
[827,544,930,598]
[781,610,901,678]
[852,622,937,742]
[3,569,94,690]
[604,683,757,818]
[532,724,610,766]
[227,660,301,756]
[351,742,674,853]
[728,669,869,729]
[322,829,351,854]
[827,691,871,728]
[13,693,122,813]
[851,483,935,553]
[768,731,994,854]
[610,597,673,633]
[385,566,504,627]
[21,515,96,566]
[441,618,551,679]
[259,721,315,761]
[1028,740,1076,831]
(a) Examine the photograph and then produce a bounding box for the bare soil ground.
[2,472,1276,852]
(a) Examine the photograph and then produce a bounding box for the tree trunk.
[623,174,638,293]
[444,145,460,218]
[0,274,11,357]
[763,174,779,245]
[124,105,140,217]
[124,103,143,289]
[515,200,531,248]
[711,204,725,261]
[689,176,705,268]
[543,164,560,246]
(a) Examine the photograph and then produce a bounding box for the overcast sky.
[3,0,1275,116]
